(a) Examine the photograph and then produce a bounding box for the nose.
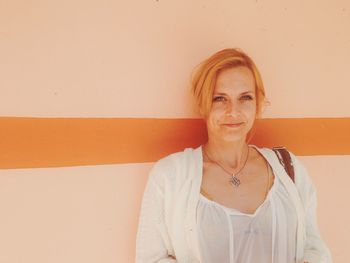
[225,100,240,117]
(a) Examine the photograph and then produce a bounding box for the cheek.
[243,103,257,116]
[210,104,227,117]
[206,111,222,129]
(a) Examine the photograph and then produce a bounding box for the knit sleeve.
[135,161,177,263]
[290,153,333,263]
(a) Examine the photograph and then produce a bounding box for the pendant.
[230,174,241,187]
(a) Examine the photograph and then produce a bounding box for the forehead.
[214,66,255,93]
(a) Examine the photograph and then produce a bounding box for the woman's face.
[205,66,257,143]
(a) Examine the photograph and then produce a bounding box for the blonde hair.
[191,48,267,118]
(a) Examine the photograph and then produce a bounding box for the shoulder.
[148,146,200,186]
[251,145,313,184]
[151,147,198,172]
[250,144,307,171]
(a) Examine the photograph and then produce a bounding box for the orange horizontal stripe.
[0,117,349,169]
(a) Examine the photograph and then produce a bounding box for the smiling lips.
[223,122,244,127]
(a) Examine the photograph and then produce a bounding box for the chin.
[221,133,247,142]
[208,126,251,142]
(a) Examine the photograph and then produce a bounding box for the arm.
[291,153,333,263]
[302,183,332,263]
[135,163,177,263]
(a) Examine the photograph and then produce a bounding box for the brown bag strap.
[272,147,295,183]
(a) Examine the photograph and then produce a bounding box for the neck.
[203,138,249,170]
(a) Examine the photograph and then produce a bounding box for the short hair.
[191,48,267,118]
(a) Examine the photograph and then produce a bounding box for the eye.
[213,96,226,102]
[240,95,254,101]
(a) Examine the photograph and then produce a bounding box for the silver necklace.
[203,145,250,187]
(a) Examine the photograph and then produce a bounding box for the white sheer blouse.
[196,166,298,263]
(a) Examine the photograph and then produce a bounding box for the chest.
[200,162,274,214]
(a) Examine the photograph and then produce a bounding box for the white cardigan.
[135,145,332,263]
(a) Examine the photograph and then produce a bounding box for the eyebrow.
[240,91,255,95]
[213,91,254,95]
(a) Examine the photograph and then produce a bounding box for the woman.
[135,48,332,263]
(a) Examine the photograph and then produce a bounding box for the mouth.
[223,122,244,127]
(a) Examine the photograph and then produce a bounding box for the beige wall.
[0,0,349,262]
[0,163,152,263]
[0,0,349,118]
